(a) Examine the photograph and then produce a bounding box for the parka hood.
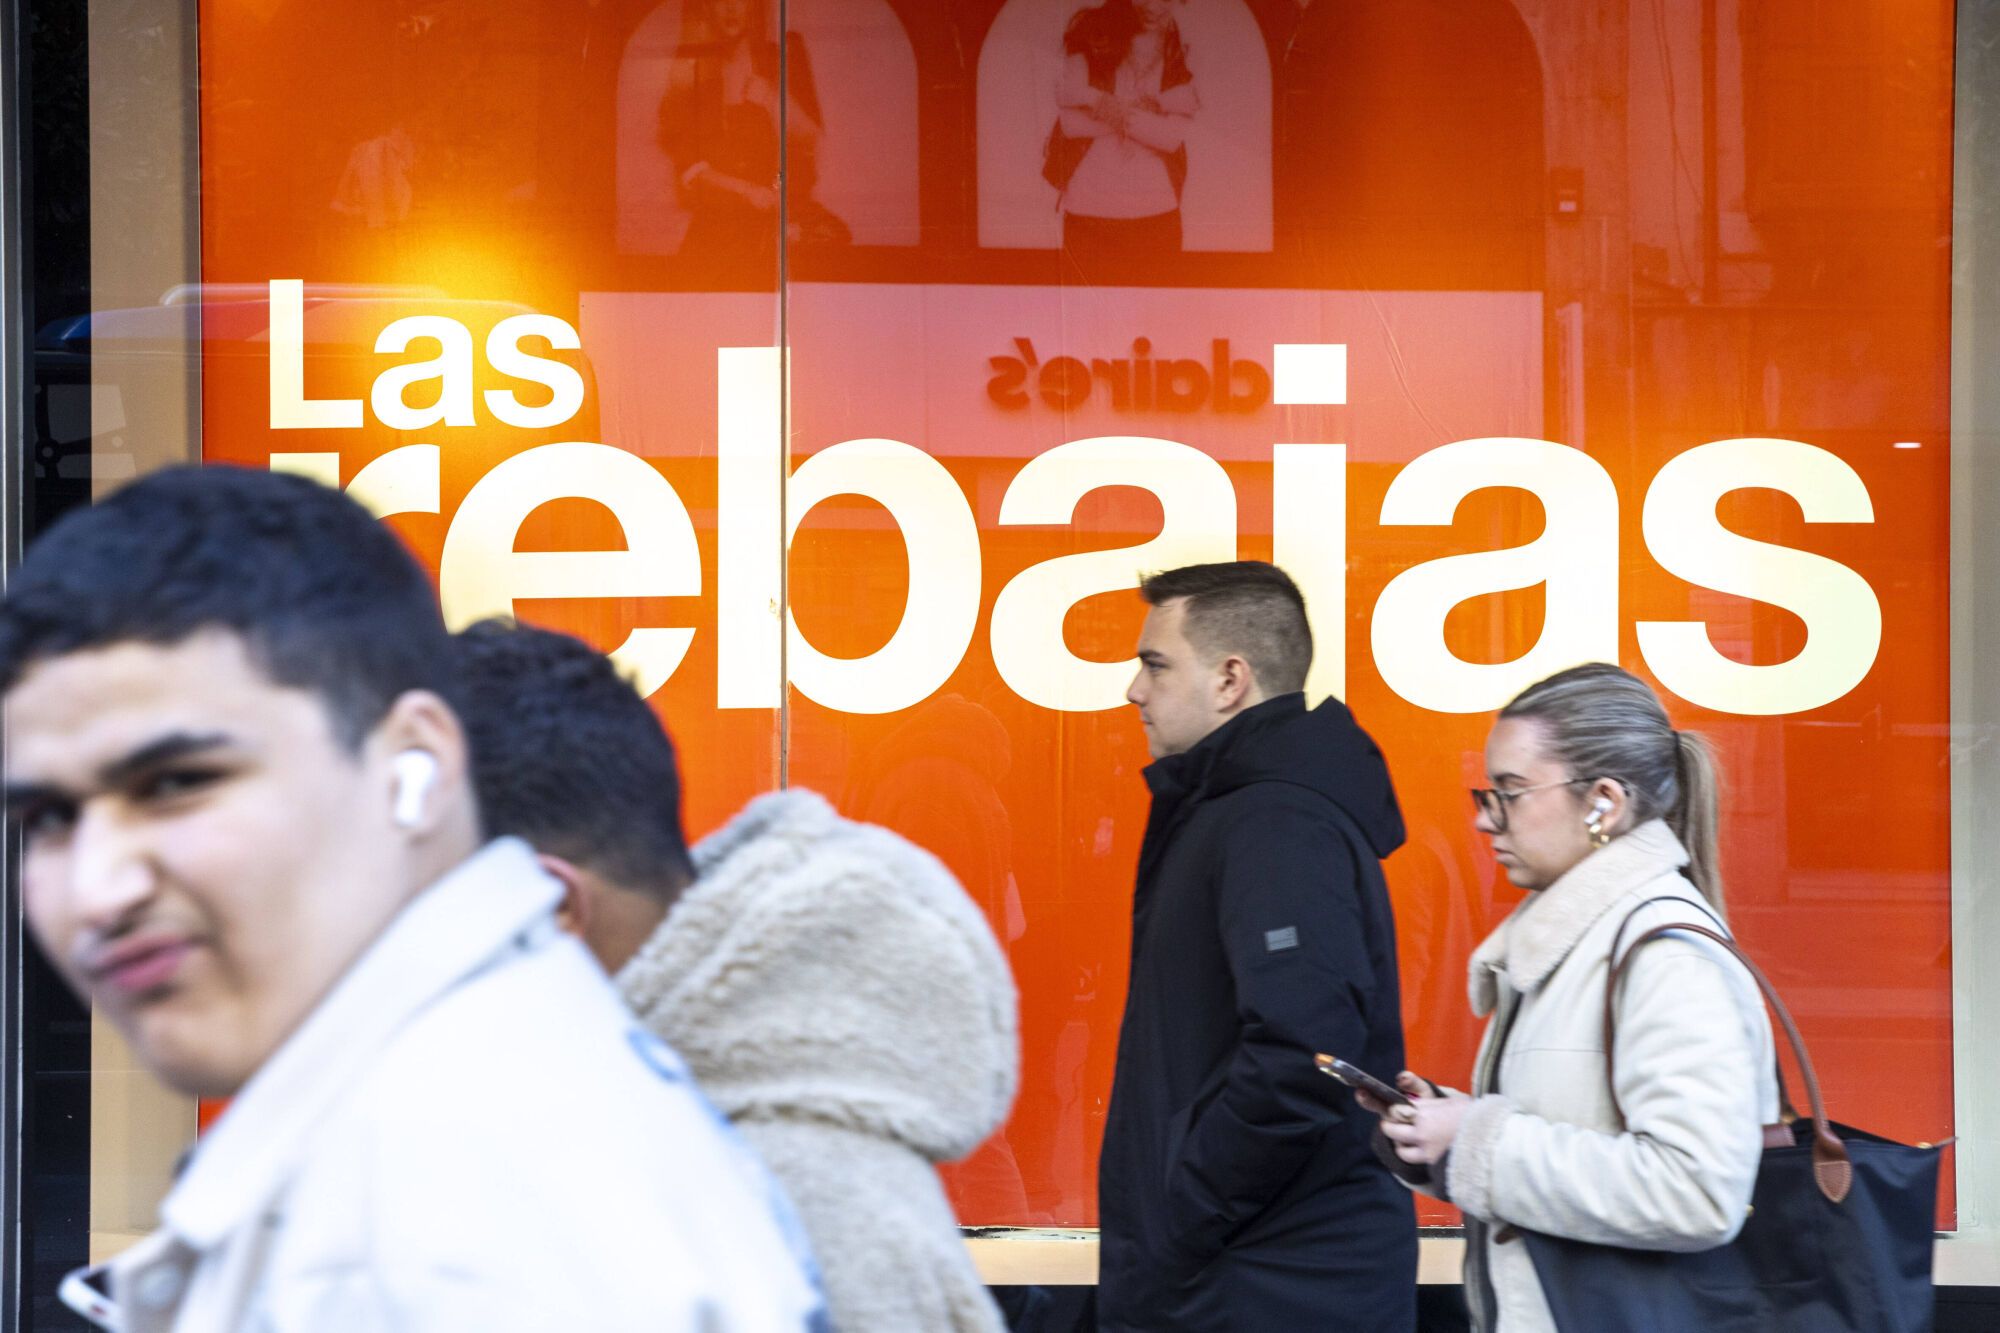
[616,789,1019,1163]
[1161,693,1406,858]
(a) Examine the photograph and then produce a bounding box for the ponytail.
[1501,663,1727,913]
[1670,729,1725,918]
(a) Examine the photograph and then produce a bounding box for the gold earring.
[1587,814,1610,848]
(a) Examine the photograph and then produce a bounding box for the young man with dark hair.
[452,619,1019,1333]
[452,617,698,969]
[1098,559,1417,1329]
[1,466,824,1331]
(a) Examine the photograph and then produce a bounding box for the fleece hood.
[1164,693,1406,858]
[616,788,1019,1163]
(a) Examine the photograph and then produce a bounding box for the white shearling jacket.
[1441,820,1778,1332]
[67,838,826,1333]
[618,789,1020,1333]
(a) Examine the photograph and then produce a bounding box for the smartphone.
[58,1266,119,1325]
[1315,1053,1412,1108]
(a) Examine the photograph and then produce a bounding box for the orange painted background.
[191,0,1957,1226]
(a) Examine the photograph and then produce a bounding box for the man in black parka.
[1097,560,1417,1330]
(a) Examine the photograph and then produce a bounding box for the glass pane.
[774,0,1957,1232]
[192,0,786,828]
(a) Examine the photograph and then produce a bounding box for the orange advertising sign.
[190,0,1957,1227]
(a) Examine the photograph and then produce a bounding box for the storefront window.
[8,0,1992,1325]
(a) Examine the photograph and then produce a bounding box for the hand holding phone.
[1314,1053,1413,1108]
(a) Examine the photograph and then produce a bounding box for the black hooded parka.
[1096,693,1418,1331]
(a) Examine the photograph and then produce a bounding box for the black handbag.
[1521,913,1944,1332]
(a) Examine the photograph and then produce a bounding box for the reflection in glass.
[620,0,919,264]
[979,0,1271,262]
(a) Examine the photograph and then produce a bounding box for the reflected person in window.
[1053,0,1198,272]
[658,0,850,264]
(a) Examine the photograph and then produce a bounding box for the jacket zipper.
[1464,984,1519,1333]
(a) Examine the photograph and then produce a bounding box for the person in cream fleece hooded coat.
[617,788,1021,1333]
[450,621,1019,1333]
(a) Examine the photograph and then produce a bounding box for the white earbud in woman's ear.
[1591,796,1613,816]
[390,750,439,829]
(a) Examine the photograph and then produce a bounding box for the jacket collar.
[1467,819,1689,1016]
[158,838,562,1251]
[1142,692,1305,804]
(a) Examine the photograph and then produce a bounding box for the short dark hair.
[1138,560,1312,694]
[452,619,694,896]
[0,465,453,748]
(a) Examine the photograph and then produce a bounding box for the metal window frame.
[1945,0,2000,1288]
[1,0,26,1314]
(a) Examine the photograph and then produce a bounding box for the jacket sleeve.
[1445,938,1771,1250]
[266,1075,824,1333]
[263,1265,742,1333]
[263,1267,548,1332]
[1160,794,1380,1262]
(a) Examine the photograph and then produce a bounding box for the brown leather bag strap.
[1605,897,1728,1095]
[1605,897,1801,1124]
[1603,917,1852,1203]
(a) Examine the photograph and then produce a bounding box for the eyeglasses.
[1468,778,1589,833]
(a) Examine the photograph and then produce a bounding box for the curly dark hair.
[452,619,694,896]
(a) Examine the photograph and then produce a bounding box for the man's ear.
[536,853,592,937]
[1214,653,1258,712]
[369,690,470,839]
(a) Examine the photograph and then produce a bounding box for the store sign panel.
[259,279,1881,720]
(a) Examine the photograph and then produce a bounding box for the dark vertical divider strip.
[10,1,91,1327]
[1,0,24,1318]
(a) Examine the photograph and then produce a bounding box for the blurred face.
[712,0,750,39]
[5,631,435,1097]
[1475,716,1596,891]
[1126,599,1227,759]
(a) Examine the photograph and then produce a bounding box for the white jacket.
[1441,821,1778,1332]
[619,789,1019,1333]
[71,839,826,1333]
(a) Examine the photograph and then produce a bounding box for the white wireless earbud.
[1591,796,1613,816]
[390,750,439,829]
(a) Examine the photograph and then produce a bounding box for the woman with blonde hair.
[1367,662,1777,1331]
